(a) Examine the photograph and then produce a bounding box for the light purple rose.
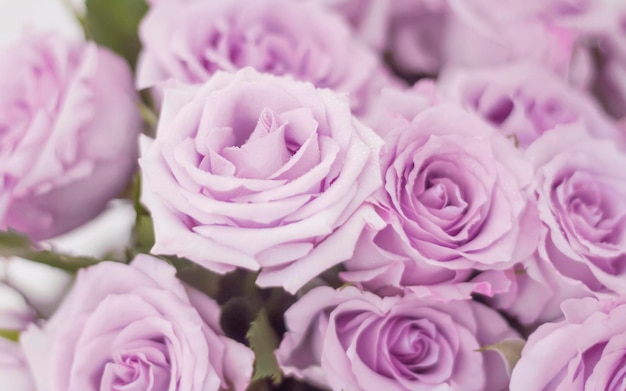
[527,123,626,296]
[341,102,539,294]
[510,297,626,390]
[136,0,389,115]
[139,68,383,293]
[277,286,519,391]
[439,62,620,149]
[20,255,253,391]
[0,32,141,240]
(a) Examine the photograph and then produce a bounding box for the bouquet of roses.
[2,0,626,390]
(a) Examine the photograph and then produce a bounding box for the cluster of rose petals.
[317,0,584,77]
[20,255,253,391]
[439,62,621,149]
[527,124,626,296]
[277,286,519,391]
[510,297,626,390]
[0,32,141,240]
[342,98,539,294]
[140,68,383,293]
[137,0,390,115]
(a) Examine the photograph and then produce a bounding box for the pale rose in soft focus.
[439,62,622,149]
[317,0,585,77]
[441,0,585,74]
[21,255,254,391]
[277,286,519,391]
[140,68,383,293]
[342,102,539,294]
[510,297,626,390]
[528,124,626,296]
[0,32,141,240]
[137,0,392,115]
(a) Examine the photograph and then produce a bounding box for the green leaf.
[126,173,155,255]
[246,309,283,385]
[85,0,148,67]
[477,338,525,374]
[0,329,20,342]
[0,230,102,272]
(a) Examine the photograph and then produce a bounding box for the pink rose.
[527,123,626,296]
[510,297,626,390]
[341,102,539,294]
[277,286,519,391]
[139,68,383,293]
[20,255,253,391]
[439,62,620,149]
[0,32,141,240]
[137,0,389,115]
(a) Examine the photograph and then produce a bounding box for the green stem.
[60,0,91,39]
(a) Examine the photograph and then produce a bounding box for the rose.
[20,254,253,391]
[136,0,390,115]
[439,62,621,149]
[139,68,383,293]
[276,286,519,391]
[0,32,141,240]
[527,123,626,296]
[510,297,626,390]
[341,102,539,294]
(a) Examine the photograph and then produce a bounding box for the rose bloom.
[140,68,383,293]
[317,0,583,77]
[277,286,519,391]
[137,0,389,115]
[341,100,539,294]
[439,62,620,149]
[0,32,141,241]
[510,297,626,390]
[20,254,253,391]
[527,123,626,296]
